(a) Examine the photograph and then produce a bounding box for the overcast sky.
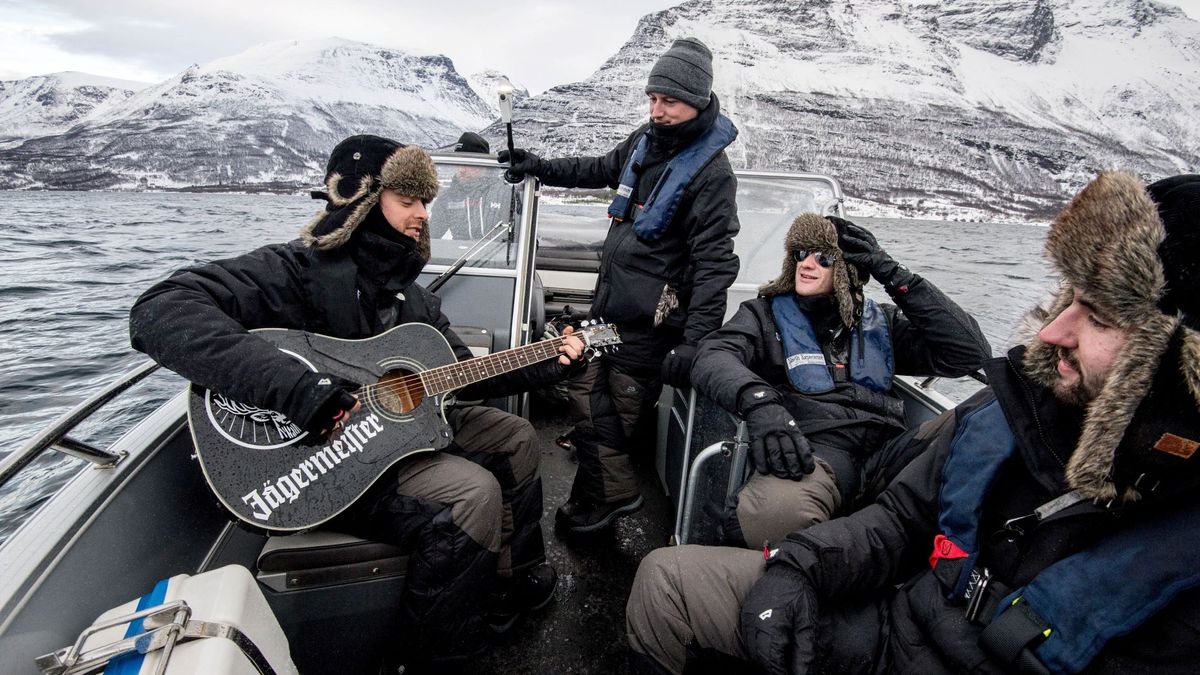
[3,0,1199,94]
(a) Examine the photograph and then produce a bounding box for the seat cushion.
[257,531,403,573]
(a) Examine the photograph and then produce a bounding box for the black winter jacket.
[129,238,569,429]
[764,346,1200,673]
[535,95,739,368]
[692,276,990,496]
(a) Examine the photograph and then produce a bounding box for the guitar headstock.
[578,319,622,356]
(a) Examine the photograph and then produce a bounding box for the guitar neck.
[420,335,569,395]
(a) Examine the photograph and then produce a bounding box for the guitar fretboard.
[419,335,568,395]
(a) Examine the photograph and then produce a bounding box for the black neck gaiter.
[348,206,426,331]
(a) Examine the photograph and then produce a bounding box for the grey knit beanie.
[645,37,713,110]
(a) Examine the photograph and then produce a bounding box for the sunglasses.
[792,249,835,268]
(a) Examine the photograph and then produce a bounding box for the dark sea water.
[0,191,1055,543]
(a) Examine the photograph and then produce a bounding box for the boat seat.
[452,324,492,356]
[256,530,407,593]
[656,385,747,546]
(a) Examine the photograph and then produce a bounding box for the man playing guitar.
[129,135,585,671]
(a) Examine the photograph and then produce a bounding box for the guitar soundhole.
[376,369,424,414]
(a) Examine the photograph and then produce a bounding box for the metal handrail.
[0,360,161,490]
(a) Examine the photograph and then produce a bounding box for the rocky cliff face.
[484,0,1199,219]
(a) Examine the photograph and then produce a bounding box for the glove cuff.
[768,536,822,573]
[671,342,697,360]
[737,385,781,416]
[875,258,916,291]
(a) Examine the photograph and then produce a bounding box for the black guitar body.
[187,323,457,532]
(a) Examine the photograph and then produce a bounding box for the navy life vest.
[931,399,1200,673]
[607,114,737,241]
[771,295,893,394]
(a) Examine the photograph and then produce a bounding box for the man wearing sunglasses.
[688,214,991,549]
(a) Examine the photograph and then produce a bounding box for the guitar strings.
[348,333,574,400]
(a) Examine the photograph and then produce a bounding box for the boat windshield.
[427,158,524,270]
[534,171,842,296]
[730,173,841,289]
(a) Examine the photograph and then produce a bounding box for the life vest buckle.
[964,566,993,622]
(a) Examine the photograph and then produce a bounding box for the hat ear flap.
[1183,326,1200,407]
[830,257,858,330]
[759,254,799,297]
[1067,313,1176,502]
[417,220,431,263]
[300,187,381,250]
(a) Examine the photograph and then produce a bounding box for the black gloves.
[299,372,359,438]
[497,148,543,183]
[660,343,697,389]
[740,556,819,675]
[829,216,915,291]
[745,403,814,479]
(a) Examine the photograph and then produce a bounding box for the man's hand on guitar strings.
[558,325,586,365]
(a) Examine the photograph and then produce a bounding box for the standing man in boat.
[430,131,502,241]
[499,37,741,533]
[690,213,990,549]
[625,172,1200,674]
[129,135,584,671]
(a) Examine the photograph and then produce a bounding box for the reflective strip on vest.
[771,295,893,394]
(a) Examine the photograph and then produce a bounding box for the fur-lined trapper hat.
[1024,171,1200,505]
[759,213,867,330]
[301,134,439,252]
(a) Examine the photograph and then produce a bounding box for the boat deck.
[476,398,672,674]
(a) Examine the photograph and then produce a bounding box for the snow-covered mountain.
[486,0,1200,219]
[0,72,147,147]
[0,38,498,190]
[467,71,529,118]
[2,2,1196,218]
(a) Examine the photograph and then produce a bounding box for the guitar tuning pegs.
[581,319,591,327]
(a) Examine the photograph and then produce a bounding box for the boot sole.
[560,495,645,534]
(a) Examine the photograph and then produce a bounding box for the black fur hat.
[301,134,439,251]
[1024,171,1200,504]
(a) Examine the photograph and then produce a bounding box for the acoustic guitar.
[187,322,620,532]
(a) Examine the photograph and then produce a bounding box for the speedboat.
[0,155,956,674]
